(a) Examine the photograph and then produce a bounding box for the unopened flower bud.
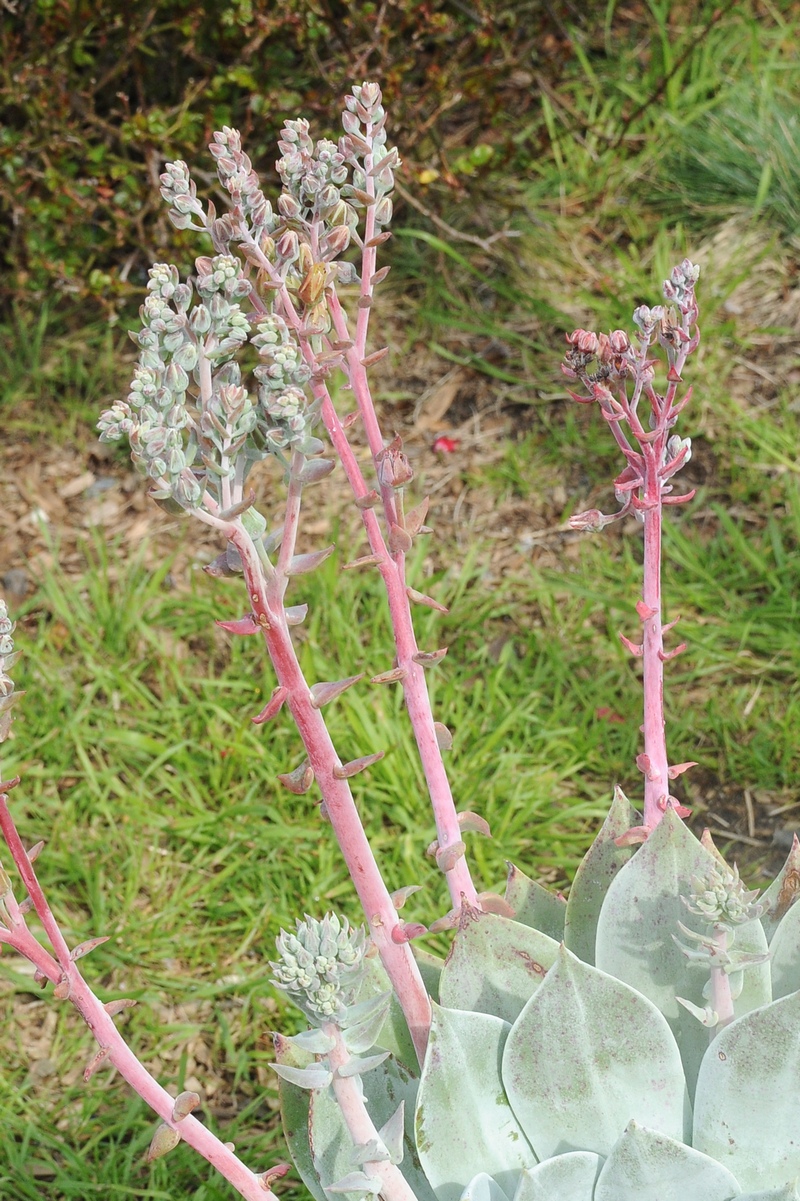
[276,230,300,263]
[375,436,413,488]
[323,224,351,258]
[567,329,599,354]
[608,329,630,353]
[278,193,302,220]
[374,196,393,226]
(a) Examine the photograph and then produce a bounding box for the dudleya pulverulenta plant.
[0,83,799,1201]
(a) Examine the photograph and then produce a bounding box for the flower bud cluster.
[199,363,259,460]
[663,258,700,312]
[563,327,634,385]
[159,161,207,232]
[191,255,251,365]
[271,913,366,1023]
[99,264,204,505]
[208,127,276,240]
[684,863,763,928]
[252,315,312,451]
[277,119,349,219]
[0,599,18,743]
[632,305,666,337]
[341,82,399,229]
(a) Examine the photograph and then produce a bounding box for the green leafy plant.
[1,82,799,1201]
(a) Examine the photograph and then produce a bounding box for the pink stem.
[227,525,432,1062]
[240,231,479,914]
[709,926,735,1032]
[641,499,669,830]
[324,1023,417,1201]
[316,372,478,911]
[0,795,277,1201]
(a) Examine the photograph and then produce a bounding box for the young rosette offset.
[271,913,367,1024]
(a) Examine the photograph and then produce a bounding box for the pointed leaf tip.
[147,1122,181,1162]
[172,1090,201,1121]
[371,666,407,685]
[458,811,491,837]
[412,648,448,666]
[286,546,335,576]
[83,1045,112,1081]
[434,721,453,750]
[310,674,364,708]
[216,613,260,635]
[435,840,466,872]
[70,935,110,961]
[619,631,643,656]
[390,884,423,909]
[253,686,289,725]
[333,751,385,779]
[277,762,315,794]
[668,761,697,779]
[407,586,448,613]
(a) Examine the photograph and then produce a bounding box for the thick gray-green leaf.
[311,1055,436,1201]
[693,990,800,1191]
[504,864,566,941]
[728,916,771,1017]
[595,809,743,1096]
[502,945,689,1161]
[274,1034,328,1201]
[415,1004,535,1201]
[759,834,800,944]
[439,912,559,1024]
[564,786,634,965]
[768,899,800,999]
[594,1120,741,1201]
[512,1152,603,1201]
[460,1174,511,1201]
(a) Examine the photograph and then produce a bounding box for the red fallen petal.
[216,614,259,635]
[595,707,625,724]
[432,436,459,453]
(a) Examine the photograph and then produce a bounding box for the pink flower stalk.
[563,260,701,837]
[0,782,284,1201]
[213,87,480,918]
[198,497,432,1063]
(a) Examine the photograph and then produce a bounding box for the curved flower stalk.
[164,84,479,921]
[99,85,466,1059]
[0,613,285,1199]
[562,260,701,838]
